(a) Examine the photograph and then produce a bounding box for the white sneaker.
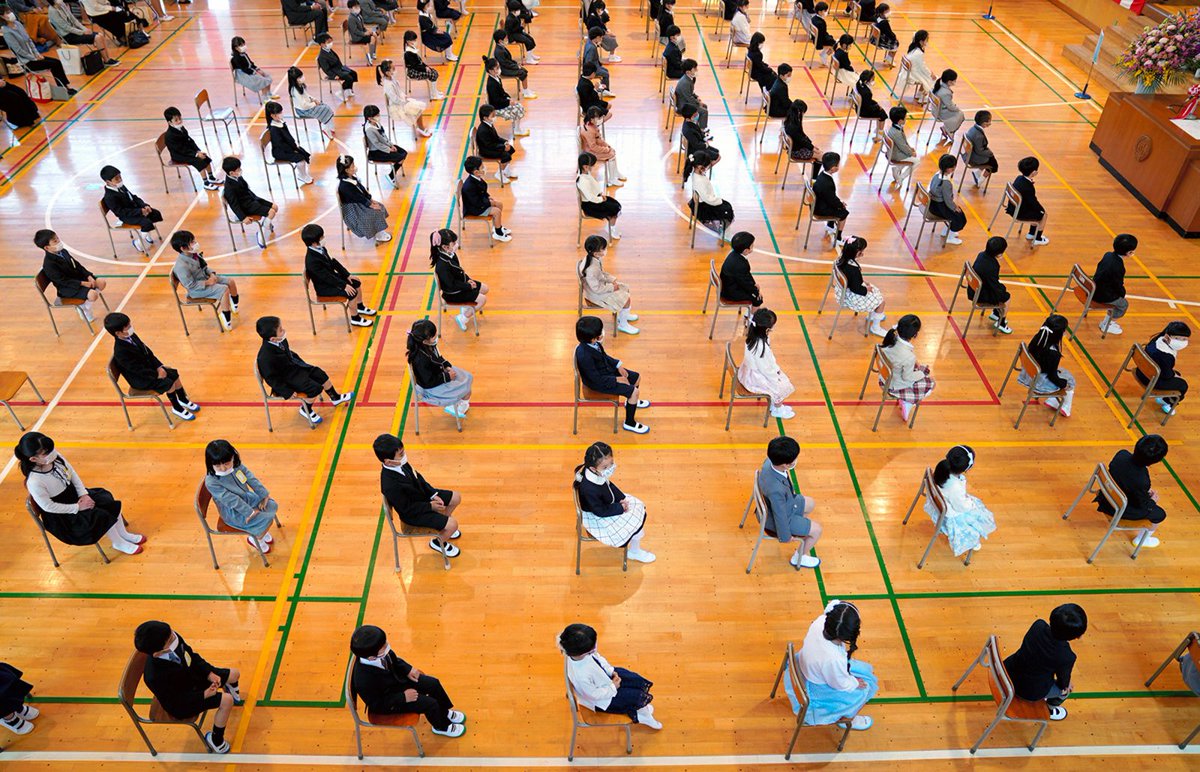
[1033,235,1050,246]
[432,723,465,737]
[490,229,512,242]
[945,232,963,245]
[133,237,147,254]
[330,391,354,406]
[622,421,649,434]
[869,322,887,337]
[429,538,460,557]
[205,731,230,754]
[1044,397,1061,412]
[219,314,233,332]
[769,405,792,419]
[447,709,466,723]
[898,400,913,422]
[375,232,393,243]
[255,229,267,249]
[610,228,622,240]
[640,714,663,729]
[171,406,196,421]
[1,715,34,735]
[607,178,624,187]
[300,406,323,425]
[298,175,315,185]
[608,54,623,63]
[521,89,538,99]
[1048,706,1068,721]
[778,405,796,418]
[1135,532,1160,548]
[18,705,39,721]
[247,535,271,554]
[628,548,656,563]
[850,715,873,730]
[350,316,373,327]
[625,312,638,321]
[617,322,640,335]
[1100,319,1123,335]
[417,127,434,137]
[446,52,459,62]
[797,554,820,568]
[454,313,468,331]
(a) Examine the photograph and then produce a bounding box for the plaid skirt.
[496,103,525,121]
[836,285,883,313]
[343,202,390,238]
[582,494,646,548]
[882,373,935,403]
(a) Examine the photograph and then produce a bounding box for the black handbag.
[81,49,104,75]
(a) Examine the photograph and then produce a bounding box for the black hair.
[482,56,499,72]
[877,2,891,14]
[133,620,172,654]
[479,104,496,120]
[315,32,332,45]
[1048,603,1088,641]
[691,148,715,170]
[170,231,195,253]
[932,68,957,95]
[231,36,246,53]
[814,1,829,12]
[33,229,56,249]
[974,109,991,125]
[682,58,698,72]
[464,155,483,174]
[821,151,840,171]
[1163,320,1192,339]
[666,24,680,36]
[429,228,458,266]
[937,153,956,173]
[746,308,777,355]
[204,439,240,476]
[404,30,417,44]
[336,154,356,178]
[347,0,360,7]
[577,152,597,174]
[837,236,866,268]
[364,104,381,120]
[822,602,862,669]
[730,231,755,253]
[587,25,604,40]
[784,99,808,136]
[1112,233,1138,256]
[984,235,1007,257]
[576,315,604,343]
[888,105,907,124]
[349,624,387,657]
[255,315,282,341]
[265,100,283,119]
[1132,434,1169,466]
[858,70,875,86]
[372,433,403,463]
[1029,313,1068,353]
[680,103,698,119]
[581,235,608,278]
[838,33,854,47]
[572,441,614,491]
[907,29,928,53]
[492,28,507,42]
[100,164,121,182]
[221,156,241,174]
[14,431,55,479]
[103,312,131,336]
[1017,156,1040,176]
[777,62,793,77]
[301,224,325,246]
[933,444,975,486]
[559,623,598,657]
[405,319,438,365]
[882,313,921,348]
[585,106,606,124]
[287,66,306,94]
[163,106,181,122]
[582,61,598,77]
[767,435,800,466]
[749,31,765,50]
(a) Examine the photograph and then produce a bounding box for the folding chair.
[361,132,403,193]
[287,89,320,145]
[281,11,315,48]
[1051,264,1120,340]
[0,371,45,431]
[258,129,301,193]
[815,264,870,340]
[719,341,772,430]
[946,261,1003,338]
[195,480,280,569]
[564,656,634,761]
[664,89,681,138]
[863,22,881,68]
[571,358,620,435]
[951,635,1051,754]
[346,655,425,759]
[382,496,450,570]
[752,88,774,146]
[1105,343,1183,427]
[688,188,728,248]
[825,57,850,104]
[468,135,506,187]
[738,473,801,573]
[775,132,816,190]
[194,89,238,154]
[303,270,353,335]
[770,641,854,756]
[576,187,612,246]
[916,90,943,142]
[577,272,618,337]
[169,273,224,336]
[1062,462,1154,563]
[230,66,257,109]
[342,19,376,64]
[658,53,680,103]
[573,485,628,574]
[219,195,267,252]
[870,133,913,193]
[101,200,161,259]
[255,360,318,432]
[26,495,110,567]
[858,345,920,431]
[1144,631,1200,749]
[435,277,481,337]
[154,132,198,193]
[738,54,753,102]
[997,342,1070,429]
[956,135,994,193]
[36,269,109,336]
[795,179,842,249]
[902,466,974,568]
[902,181,950,251]
[988,182,1040,240]
[790,12,815,63]
[724,35,749,68]
[894,55,923,102]
[844,89,864,144]
[120,650,211,756]
[407,361,463,434]
[455,177,496,250]
[106,358,175,430]
[701,258,754,340]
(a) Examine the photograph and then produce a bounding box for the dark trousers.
[930,201,966,232]
[384,674,454,730]
[289,9,328,37]
[27,58,70,88]
[123,208,164,232]
[327,66,358,92]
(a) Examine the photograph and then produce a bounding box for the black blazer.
[474,122,508,157]
[586,10,609,32]
[485,75,512,110]
[461,174,490,217]
[855,81,883,117]
[575,342,621,392]
[337,177,372,206]
[164,124,201,163]
[837,258,867,295]
[305,246,353,297]
[812,15,834,49]
[876,17,898,48]
[833,48,853,75]
[222,175,268,220]
[812,171,848,218]
[42,251,95,299]
[1002,619,1076,704]
[503,12,528,39]
[1092,251,1126,303]
[352,653,419,713]
[494,43,523,78]
[1138,334,1181,385]
[408,345,454,389]
[142,634,220,720]
[783,116,813,154]
[230,51,257,75]
[969,250,1008,305]
[681,120,710,157]
[268,122,308,163]
[381,462,442,522]
[576,475,626,517]
[102,185,151,224]
[256,340,316,399]
[434,252,475,300]
[1007,175,1043,219]
[663,41,684,79]
[1096,448,1165,522]
[748,47,776,90]
[576,76,606,114]
[317,47,347,78]
[1028,337,1069,390]
[766,77,790,118]
[282,0,321,22]
[720,250,761,303]
[657,9,674,37]
[112,334,165,390]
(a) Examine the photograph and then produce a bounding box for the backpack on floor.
[128,30,150,49]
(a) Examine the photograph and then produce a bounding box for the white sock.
[628,530,645,553]
[617,307,630,324]
[112,517,142,542]
[262,217,272,231]
[1061,388,1075,413]
[297,161,310,178]
[462,305,475,319]
[105,522,139,553]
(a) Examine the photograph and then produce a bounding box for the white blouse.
[565,652,618,710]
[797,612,858,692]
[381,77,406,106]
[576,173,605,204]
[730,12,752,45]
[690,172,722,206]
[26,457,89,515]
[742,341,781,378]
[290,86,319,111]
[935,473,976,515]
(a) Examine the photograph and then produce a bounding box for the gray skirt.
[297,102,335,125]
[419,368,473,403]
[234,69,273,94]
[1018,368,1075,394]
[343,202,390,238]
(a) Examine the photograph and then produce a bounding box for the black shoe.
[104,59,120,66]
[67,88,78,96]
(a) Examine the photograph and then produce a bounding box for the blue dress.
[923,473,996,556]
[786,659,879,725]
[204,466,278,537]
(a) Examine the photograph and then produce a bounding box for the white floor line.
[984,19,1103,113]
[0,745,1195,765]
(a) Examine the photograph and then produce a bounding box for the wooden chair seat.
[718,297,755,307]
[185,295,219,306]
[315,294,349,304]
[366,710,420,727]
[580,385,618,403]
[55,296,86,307]
[732,379,759,398]
[0,372,31,401]
[577,705,636,725]
[216,517,243,534]
[990,677,1050,720]
[398,521,439,536]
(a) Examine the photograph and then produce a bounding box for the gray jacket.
[886,123,915,162]
[1,23,40,66]
[347,11,373,41]
[756,459,808,544]
[928,172,957,208]
[363,122,393,153]
[674,72,700,111]
[358,0,390,29]
[965,124,993,164]
[204,465,276,535]
[172,252,213,295]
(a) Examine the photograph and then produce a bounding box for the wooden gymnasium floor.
[1,0,1199,768]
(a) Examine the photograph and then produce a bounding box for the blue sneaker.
[454,313,468,331]
[444,405,466,419]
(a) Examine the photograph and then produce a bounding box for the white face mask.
[35,450,60,466]
[373,643,391,660]
[276,332,288,342]
[4,13,16,21]
[398,454,408,467]
[428,337,438,346]
[597,463,616,479]
[48,241,64,253]
[236,46,246,53]
[122,327,135,339]
[167,634,180,653]
[214,467,235,477]
[1168,338,1189,351]
[171,120,184,128]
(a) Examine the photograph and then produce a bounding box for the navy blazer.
[1092,251,1126,303]
[575,342,621,393]
[1006,175,1043,220]
[102,185,151,224]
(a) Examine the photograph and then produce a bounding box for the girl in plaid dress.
[880,314,934,422]
[573,442,655,563]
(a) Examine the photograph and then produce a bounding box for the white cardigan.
[741,341,781,379]
[691,172,723,206]
[577,172,605,204]
[565,652,618,710]
[26,457,89,515]
[797,612,858,692]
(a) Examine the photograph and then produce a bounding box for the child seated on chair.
[575,315,649,434]
[376,59,434,138]
[35,229,106,323]
[346,1,379,63]
[874,3,899,67]
[16,430,144,556]
[1138,321,1190,414]
[133,621,241,754]
[896,30,934,100]
[585,0,620,62]
[255,315,354,426]
[1019,314,1074,417]
[855,71,887,137]
[461,156,512,242]
[582,28,611,93]
[925,444,996,555]
[832,34,858,88]
[266,100,315,185]
[747,32,774,92]
[738,308,795,420]
[730,0,751,46]
[404,31,444,99]
[681,104,720,181]
[928,153,966,246]
[1093,233,1135,336]
[931,69,964,144]
[363,104,408,186]
[578,62,610,118]
[835,236,887,336]
[100,166,163,254]
[1008,156,1049,246]
[303,223,376,327]
[1002,604,1087,721]
[230,36,277,103]
[170,230,238,330]
[688,150,734,232]
[573,441,655,563]
[221,157,278,250]
[782,99,819,175]
[812,3,835,63]
[203,439,277,556]
[433,0,462,22]
[349,625,465,737]
[579,235,638,335]
[419,0,458,61]
[658,0,683,51]
[475,105,517,184]
[492,28,536,99]
[316,32,358,99]
[374,432,464,557]
[483,56,528,137]
[577,152,623,240]
[968,236,1012,334]
[794,601,876,729]
[0,660,39,736]
[162,107,222,191]
[431,228,489,332]
[720,230,762,310]
[756,435,823,568]
[287,66,336,140]
[663,25,685,79]
[104,312,199,421]
[1095,434,1169,549]
[880,313,934,422]
[814,152,849,245]
[767,64,792,118]
[336,154,392,244]
[558,623,662,729]
[406,318,473,419]
[581,107,624,187]
[964,110,997,186]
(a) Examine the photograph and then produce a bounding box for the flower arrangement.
[1116,10,1200,89]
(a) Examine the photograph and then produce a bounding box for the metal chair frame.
[1144,631,1200,749]
[775,132,816,190]
[434,277,482,337]
[946,261,1003,338]
[719,341,772,430]
[1051,264,1118,340]
[194,89,238,155]
[902,466,974,568]
[194,480,280,569]
[258,129,301,194]
[382,497,450,571]
[255,360,319,432]
[220,195,267,251]
[573,485,628,574]
[870,133,914,194]
[988,182,1040,241]
[106,358,175,430]
[455,177,496,250]
[902,180,950,251]
[997,343,1069,429]
[120,650,211,756]
[701,259,753,340]
[951,635,1050,754]
[815,264,869,340]
[407,362,464,435]
[572,358,620,435]
[738,474,800,573]
[1062,462,1153,563]
[1104,343,1181,428]
[858,345,921,431]
[795,179,842,249]
[564,656,634,761]
[577,273,618,337]
[345,655,426,759]
[304,270,353,335]
[956,135,994,193]
[169,273,225,336]
[688,188,728,248]
[154,132,199,194]
[770,641,853,756]
[26,495,110,567]
[36,270,109,336]
[100,199,162,259]
[0,371,45,430]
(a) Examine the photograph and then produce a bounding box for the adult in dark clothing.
[813,152,849,241]
[662,26,684,79]
[747,33,775,91]
[1019,314,1075,417]
[967,236,1011,334]
[133,621,240,754]
[302,224,376,326]
[1093,233,1135,336]
[719,230,762,307]
[35,229,106,307]
[221,156,277,249]
[767,64,792,118]
[0,661,38,736]
[282,0,329,40]
[99,165,163,251]
[255,315,353,424]
[1002,604,1087,721]
[162,106,221,189]
[680,104,719,182]
[103,312,198,420]
[577,63,608,116]
[374,432,463,555]
[575,314,649,433]
[349,625,464,736]
[316,33,358,95]
[0,81,39,128]
[1135,322,1190,410]
[1095,434,1169,548]
[1006,156,1048,245]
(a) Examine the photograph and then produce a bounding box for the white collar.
[358,656,386,669]
[771,465,790,479]
[269,119,285,128]
[898,337,914,349]
[1156,337,1178,357]
[384,463,406,475]
[583,468,608,485]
